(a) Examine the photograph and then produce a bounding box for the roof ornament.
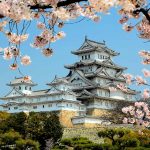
[85,35,88,41]
[103,40,106,45]
[54,75,57,79]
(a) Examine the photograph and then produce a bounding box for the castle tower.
[65,38,137,118]
[47,76,86,127]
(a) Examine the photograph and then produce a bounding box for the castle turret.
[64,38,138,119]
[6,77,37,95]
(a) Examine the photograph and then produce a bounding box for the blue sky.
[0,9,149,98]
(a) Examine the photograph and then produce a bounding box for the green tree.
[5,112,27,137]
[0,130,40,150]
[15,139,40,150]
[27,112,63,150]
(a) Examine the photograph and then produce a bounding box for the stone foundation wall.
[58,110,77,128]
[73,123,103,128]
[63,125,133,144]
[63,127,104,144]
[87,108,112,117]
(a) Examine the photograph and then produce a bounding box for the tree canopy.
[0,111,63,150]
[0,0,149,72]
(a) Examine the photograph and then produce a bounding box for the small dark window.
[33,106,37,109]
[14,107,18,109]
[85,55,87,59]
[82,56,84,60]
[43,105,44,108]
[88,55,90,59]
[19,86,21,90]
[29,87,31,90]
[25,86,27,90]
[9,108,10,110]
[48,104,52,107]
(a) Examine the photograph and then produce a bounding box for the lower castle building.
[0,38,138,127]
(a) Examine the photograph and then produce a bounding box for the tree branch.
[133,8,150,23]
[30,0,88,9]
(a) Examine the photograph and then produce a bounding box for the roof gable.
[68,70,96,87]
[78,90,94,97]
[4,88,24,98]
[78,40,95,51]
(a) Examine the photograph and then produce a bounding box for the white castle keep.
[0,38,138,127]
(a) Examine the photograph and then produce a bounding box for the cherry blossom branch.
[30,0,88,9]
[133,8,150,23]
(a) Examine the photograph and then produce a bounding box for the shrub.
[61,138,72,146]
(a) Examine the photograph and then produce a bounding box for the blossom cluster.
[122,102,150,127]
[0,0,149,69]
[1,46,31,70]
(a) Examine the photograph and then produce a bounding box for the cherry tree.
[0,0,149,72]
[121,50,150,128]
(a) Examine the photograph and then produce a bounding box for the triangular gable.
[47,86,61,93]
[95,67,109,77]
[4,88,24,98]
[78,90,94,97]
[78,41,95,51]
[68,70,96,87]
[104,59,125,69]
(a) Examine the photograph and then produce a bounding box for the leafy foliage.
[98,128,150,150]
[0,111,63,150]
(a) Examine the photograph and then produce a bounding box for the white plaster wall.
[110,91,125,100]
[106,68,117,77]
[3,101,85,113]
[92,78,110,85]
[72,117,103,124]
[87,100,116,109]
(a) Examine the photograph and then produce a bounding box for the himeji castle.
[0,38,138,127]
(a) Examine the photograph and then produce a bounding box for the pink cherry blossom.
[9,63,18,70]
[129,118,135,124]
[21,55,31,66]
[37,22,46,30]
[42,48,53,57]
[122,24,134,32]
[23,76,32,82]
[117,83,128,92]
[3,48,13,60]
[123,74,133,84]
[142,89,149,99]
[123,117,128,124]
[109,87,117,92]
[56,31,66,39]
[142,69,150,77]
[135,76,146,85]
[122,107,129,114]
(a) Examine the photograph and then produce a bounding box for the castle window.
[88,55,90,59]
[85,55,87,59]
[99,91,102,95]
[105,102,108,106]
[19,86,21,90]
[9,108,10,110]
[14,107,18,109]
[48,104,52,107]
[43,105,44,108]
[82,56,84,60]
[33,106,37,109]
[25,86,27,90]
[29,87,31,90]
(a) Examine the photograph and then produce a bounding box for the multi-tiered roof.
[65,37,137,101]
